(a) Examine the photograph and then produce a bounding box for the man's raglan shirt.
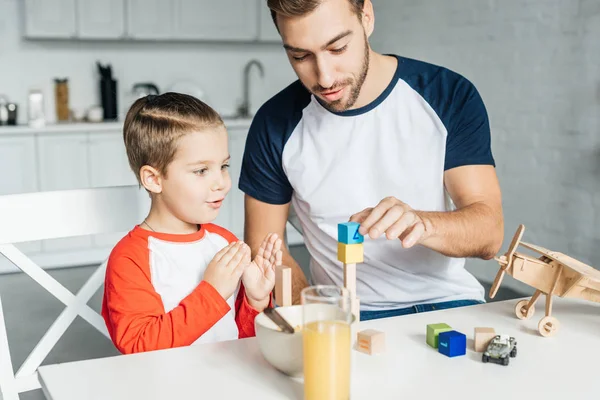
[239,55,495,311]
[102,223,260,354]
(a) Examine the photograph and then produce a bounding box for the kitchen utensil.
[55,78,69,121]
[28,90,45,128]
[97,61,117,121]
[263,307,295,334]
[0,95,8,125]
[7,103,17,125]
[131,82,160,98]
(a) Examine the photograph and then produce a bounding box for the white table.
[38,298,600,400]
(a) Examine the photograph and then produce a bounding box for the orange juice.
[303,320,351,400]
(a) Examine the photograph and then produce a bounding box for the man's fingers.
[386,210,417,239]
[368,205,405,239]
[358,198,399,236]
[401,221,425,248]
[349,208,371,224]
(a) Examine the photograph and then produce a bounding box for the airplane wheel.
[515,300,535,320]
[538,316,560,337]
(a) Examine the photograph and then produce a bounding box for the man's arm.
[416,165,503,259]
[350,165,503,260]
[244,194,309,304]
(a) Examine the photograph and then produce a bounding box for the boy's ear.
[139,165,163,194]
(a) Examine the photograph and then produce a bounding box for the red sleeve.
[101,241,231,354]
[204,224,273,338]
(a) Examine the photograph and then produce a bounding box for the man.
[239,0,504,320]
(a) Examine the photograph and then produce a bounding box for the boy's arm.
[103,255,230,354]
[244,195,308,305]
[234,283,274,338]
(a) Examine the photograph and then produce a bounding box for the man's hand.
[350,197,429,248]
[242,233,283,310]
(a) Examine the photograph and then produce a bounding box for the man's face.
[277,0,370,112]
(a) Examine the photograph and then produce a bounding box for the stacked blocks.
[338,222,364,321]
[426,323,452,348]
[338,222,364,245]
[474,327,496,352]
[438,330,467,358]
[274,265,292,307]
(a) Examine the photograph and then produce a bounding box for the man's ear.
[362,0,375,38]
[139,165,163,194]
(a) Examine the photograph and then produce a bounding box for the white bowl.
[255,305,304,376]
[254,304,354,377]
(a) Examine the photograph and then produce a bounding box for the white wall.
[371,0,600,294]
[0,0,296,123]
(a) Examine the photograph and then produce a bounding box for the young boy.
[101,92,282,354]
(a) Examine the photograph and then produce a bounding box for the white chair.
[0,185,147,400]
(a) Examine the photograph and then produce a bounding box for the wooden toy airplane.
[489,224,600,337]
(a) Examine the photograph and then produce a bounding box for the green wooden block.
[426,323,452,348]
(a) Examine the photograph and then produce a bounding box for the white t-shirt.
[239,55,494,310]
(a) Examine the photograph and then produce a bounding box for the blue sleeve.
[238,80,310,205]
[443,79,495,171]
[397,57,495,171]
[238,112,293,205]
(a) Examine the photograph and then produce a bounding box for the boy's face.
[277,0,372,112]
[160,126,231,225]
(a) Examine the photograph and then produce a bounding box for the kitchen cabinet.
[22,0,280,42]
[126,0,174,39]
[88,131,138,248]
[23,0,77,39]
[0,136,42,255]
[0,136,38,196]
[227,129,248,240]
[258,0,281,42]
[76,0,126,39]
[37,133,92,253]
[174,0,258,41]
[0,120,302,273]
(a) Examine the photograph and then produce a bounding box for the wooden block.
[337,242,363,264]
[338,222,364,244]
[426,323,452,348]
[351,296,360,323]
[343,263,356,296]
[474,327,496,352]
[275,265,292,307]
[357,329,385,355]
[438,330,466,358]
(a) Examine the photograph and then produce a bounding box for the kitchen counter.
[0,117,254,135]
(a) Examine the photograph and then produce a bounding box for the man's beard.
[312,35,370,113]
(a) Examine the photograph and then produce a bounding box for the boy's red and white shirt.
[101,223,261,354]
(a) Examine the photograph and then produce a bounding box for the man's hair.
[267,0,365,28]
[123,92,223,184]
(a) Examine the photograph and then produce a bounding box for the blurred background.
[0,1,598,399]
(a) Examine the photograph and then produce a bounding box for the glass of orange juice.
[301,285,352,400]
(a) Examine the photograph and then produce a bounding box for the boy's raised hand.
[203,241,251,300]
[242,233,282,310]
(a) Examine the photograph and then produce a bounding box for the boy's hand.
[242,233,282,310]
[204,241,250,300]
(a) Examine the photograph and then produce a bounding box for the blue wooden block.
[438,330,466,358]
[338,222,364,244]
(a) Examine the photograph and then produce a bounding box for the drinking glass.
[301,285,352,400]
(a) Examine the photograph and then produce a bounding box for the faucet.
[237,59,264,118]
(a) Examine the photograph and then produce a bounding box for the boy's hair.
[267,0,365,29]
[123,92,223,184]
